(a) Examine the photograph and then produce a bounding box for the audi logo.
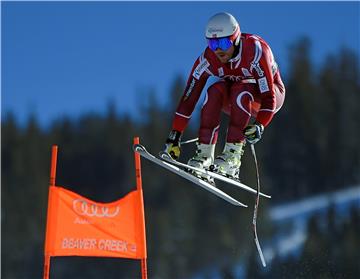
[73,199,120,218]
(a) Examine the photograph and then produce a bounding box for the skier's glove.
[165,130,182,159]
[244,123,264,144]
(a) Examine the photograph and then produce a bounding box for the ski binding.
[159,151,271,199]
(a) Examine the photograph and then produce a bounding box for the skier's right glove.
[165,130,182,159]
[244,123,264,144]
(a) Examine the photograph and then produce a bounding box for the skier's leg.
[188,81,228,178]
[212,83,254,178]
[227,83,255,143]
[199,80,228,144]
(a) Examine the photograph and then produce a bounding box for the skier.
[164,12,285,179]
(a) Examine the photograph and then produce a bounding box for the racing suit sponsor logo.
[218,67,224,77]
[241,68,252,77]
[271,62,278,76]
[168,130,178,141]
[184,78,196,100]
[251,39,264,77]
[223,75,256,83]
[258,77,269,93]
[251,62,264,77]
[208,27,224,34]
[224,75,246,82]
[193,58,210,80]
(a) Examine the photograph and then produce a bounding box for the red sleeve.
[172,53,210,132]
[251,38,277,127]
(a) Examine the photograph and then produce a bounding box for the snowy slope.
[265,185,360,261]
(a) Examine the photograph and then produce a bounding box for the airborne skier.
[164,12,286,179]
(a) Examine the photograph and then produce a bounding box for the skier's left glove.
[165,130,182,159]
[244,123,264,144]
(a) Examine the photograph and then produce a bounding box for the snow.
[269,186,360,221]
[266,185,360,261]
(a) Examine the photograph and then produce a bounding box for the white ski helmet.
[205,12,241,45]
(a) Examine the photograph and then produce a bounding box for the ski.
[134,144,247,207]
[159,151,271,199]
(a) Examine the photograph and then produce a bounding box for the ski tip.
[159,151,171,160]
[133,144,145,153]
[234,201,248,207]
[260,193,272,199]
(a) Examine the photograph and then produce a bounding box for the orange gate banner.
[44,186,146,259]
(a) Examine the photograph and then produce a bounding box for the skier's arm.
[254,41,277,127]
[172,58,210,132]
[165,55,210,158]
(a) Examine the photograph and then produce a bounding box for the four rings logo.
[73,199,120,218]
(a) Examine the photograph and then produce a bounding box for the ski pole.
[180,137,198,145]
[250,144,266,267]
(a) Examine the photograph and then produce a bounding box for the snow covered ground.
[265,185,360,262]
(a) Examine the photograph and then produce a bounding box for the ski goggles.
[207,37,233,51]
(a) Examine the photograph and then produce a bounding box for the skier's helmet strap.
[205,12,241,46]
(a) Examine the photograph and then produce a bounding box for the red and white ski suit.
[171,33,286,144]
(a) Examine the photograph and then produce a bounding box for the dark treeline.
[245,205,360,279]
[2,38,360,278]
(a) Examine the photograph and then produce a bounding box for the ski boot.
[187,143,215,184]
[210,142,245,180]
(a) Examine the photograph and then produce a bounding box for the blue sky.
[2,1,359,127]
